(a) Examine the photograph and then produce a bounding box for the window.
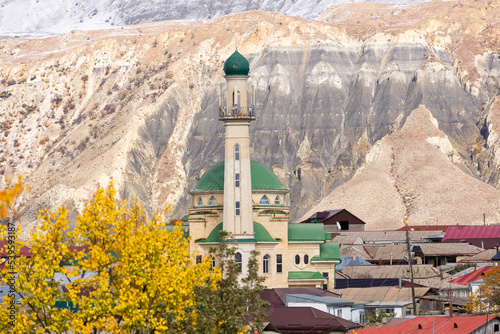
[295,255,300,265]
[208,196,218,206]
[263,255,270,274]
[259,195,270,205]
[494,324,499,332]
[211,257,215,269]
[339,221,349,230]
[235,201,240,216]
[234,145,240,160]
[235,173,240,187]
[274,196,280,205]
[336,309,342,318]
[235,252,242,272]
[304,254,309,265]
[197,197,203,206]
[196,255,202,264]
[276,254,282,273]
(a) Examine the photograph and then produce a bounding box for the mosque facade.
[186,50,340,289]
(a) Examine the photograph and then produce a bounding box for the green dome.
[223,50,250,76]
[192,161,287,192]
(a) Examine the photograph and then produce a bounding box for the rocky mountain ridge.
[0,0,500,235]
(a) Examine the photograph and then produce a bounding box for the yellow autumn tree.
[466,266,500,315]
[0,181,220,333]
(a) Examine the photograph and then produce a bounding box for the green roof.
[224,50,249,76]
[312,241,340,262]
[198,222,277,243]
[159,225,190,238]
[288,271,326,280]
[288,223,326,242]
[192,160,287,192]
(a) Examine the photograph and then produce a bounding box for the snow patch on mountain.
[1,0,436,37]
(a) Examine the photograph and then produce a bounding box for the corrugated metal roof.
[335,231,443,244]
[351,315,499,334]
[450,266,492,285]
[339,264,438,279]
[413,243,482,256]
[288,271,325,280]
[442,225,500,241]
[288,223,325,242]
[286,294,354,306]
[336,287,430,304]
[460,248,498,262]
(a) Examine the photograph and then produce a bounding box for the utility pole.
[405,218,418,316]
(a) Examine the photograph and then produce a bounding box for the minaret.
[219,50,256,239]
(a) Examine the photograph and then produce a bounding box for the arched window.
[263,255,270,274]
[304,254,309,265]
[197,197,203,206]
[208,196,218,206]
[295,255,300,265]
[259,195,270,205]
[274,196,281,205]
[234,145,240,160]
[235,252,242,272]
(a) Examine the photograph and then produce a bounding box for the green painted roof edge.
[288,223,326,242]
[288,271,325,280]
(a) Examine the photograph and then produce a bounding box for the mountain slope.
[0,1,500,235]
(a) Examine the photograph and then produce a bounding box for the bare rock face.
[299,106,500,230]
[1,1,500,235]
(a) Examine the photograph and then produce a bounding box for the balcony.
[219,105,256,120]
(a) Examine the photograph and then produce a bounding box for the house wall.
[470,318,500,334]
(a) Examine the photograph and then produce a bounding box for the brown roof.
[364,244,408,262]
[339,264,439,279]
[266,305,361,333]
[459,248,498,263]
[340,245,372,260]
[335,231,443,244]
[335,286,430,304]
[414,243,482,256]
[333,234,365,245]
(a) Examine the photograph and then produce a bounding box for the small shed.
[300,209,366,233]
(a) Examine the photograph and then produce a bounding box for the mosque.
[185,50,340,289]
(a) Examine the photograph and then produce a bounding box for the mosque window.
[196,256,202,264]
[274,196,280,205]
[259,196,270,205]
[276,254,282,273]
[208,196,218,206]
[211,256,215,269]
[295,255,300,265]
[304,254,309,265]
[234,145,240,160]
[263,255,270,274]
[235,173,240,187]
[197,197,203,206]
[235,252,242,271]
[235,201,240,216]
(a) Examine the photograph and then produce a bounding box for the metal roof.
[288,271,325,280]
[192,160,287,192]
[412,243,482,256]
[450,266,492,285]
[352,315,499,334]
[288,223,326,242]
[442,225,500,241]
[336,286,430,304]
[286,294,354,306]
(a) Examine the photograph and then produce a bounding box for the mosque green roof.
[288,271,326,280]
[223,50,249,76]
[288,223,326,242]
[198,222,277,243]
[192,160,287,192]
[312,241,340,262]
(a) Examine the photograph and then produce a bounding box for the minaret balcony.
[219,105,256,120]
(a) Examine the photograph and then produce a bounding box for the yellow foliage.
[466,266,500,315]
[0,181,220,333]
[0,175,23,218]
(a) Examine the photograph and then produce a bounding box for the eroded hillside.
[1,0,500,235]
